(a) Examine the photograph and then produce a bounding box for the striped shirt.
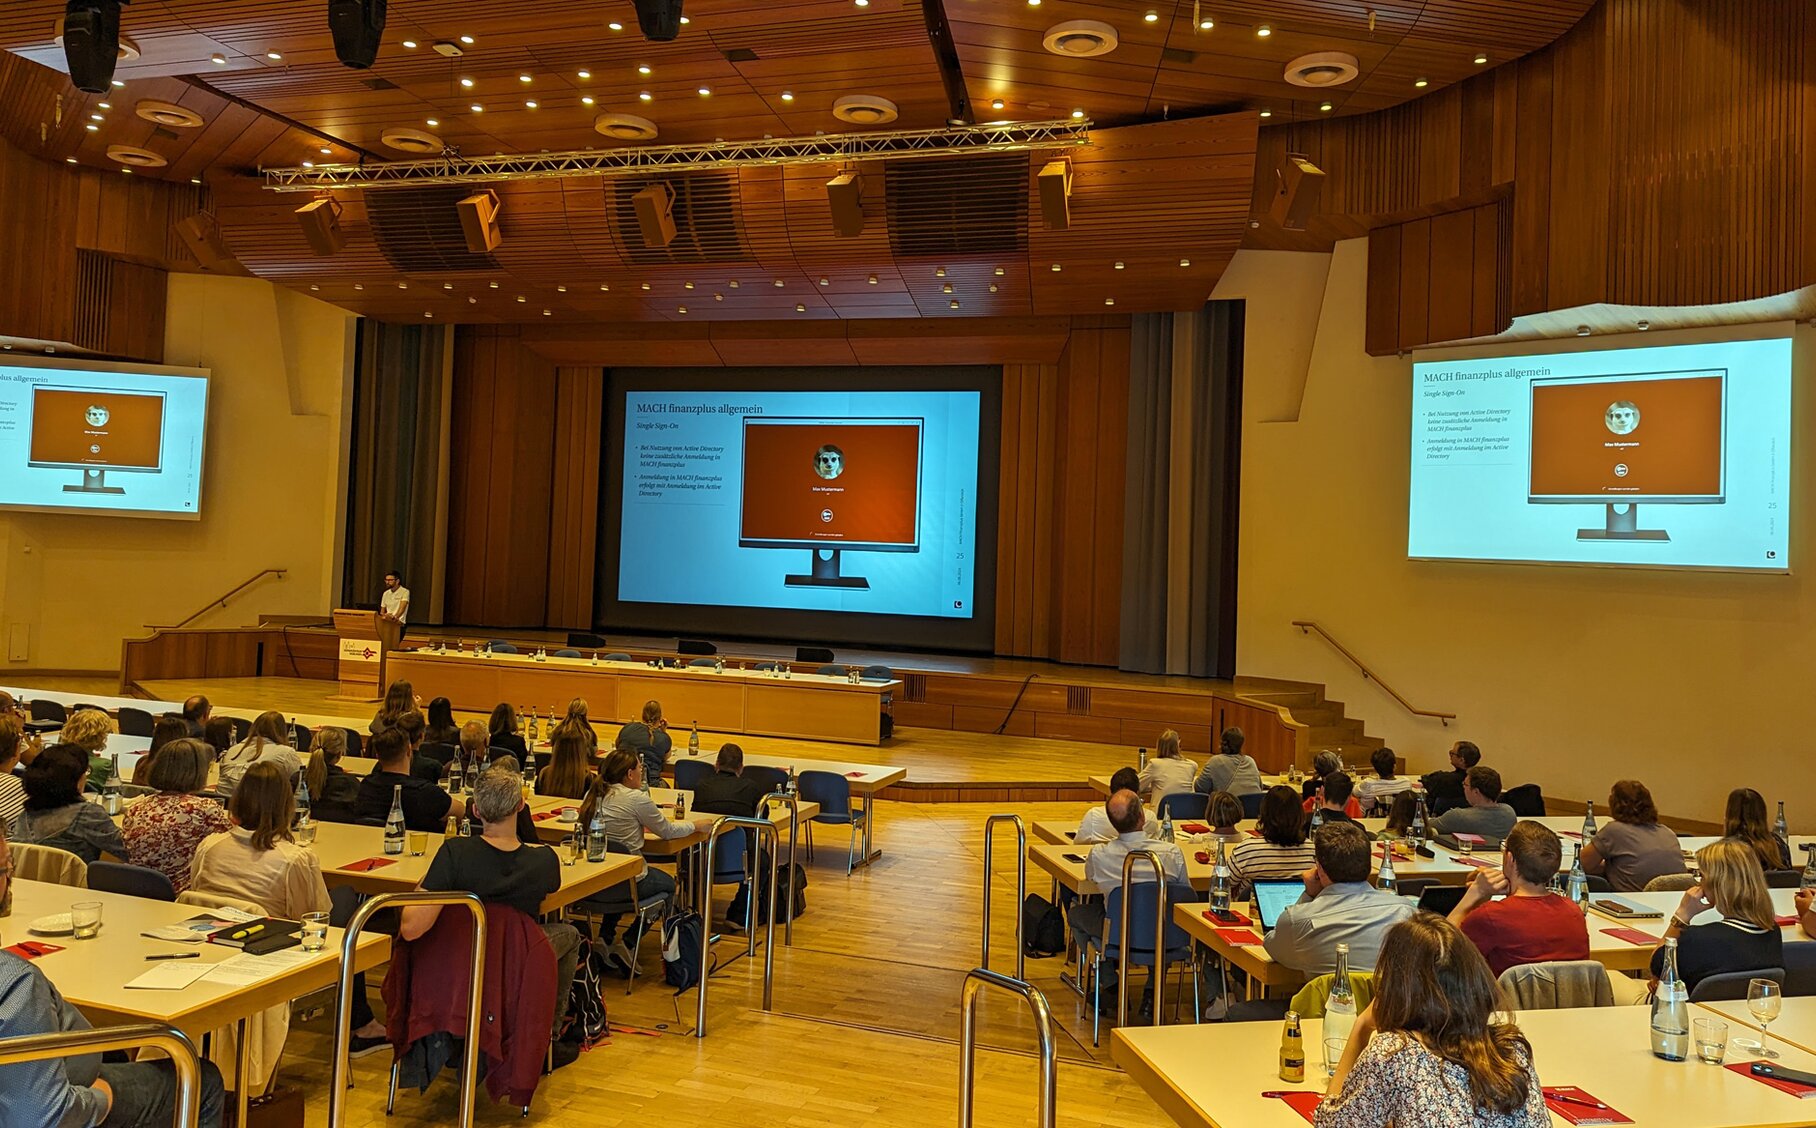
[1229,838,1317,891]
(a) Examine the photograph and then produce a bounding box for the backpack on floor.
[1022,893,1067,958]
[663,909,706,992]
[560,942,610,1048]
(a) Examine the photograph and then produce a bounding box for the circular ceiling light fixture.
[832,94,899,126]
[135,100,205,128]
[1042,20,1119,58]
[1284,51,1360,88]
[106,144,167,168]
[380,127,442,154]
[593,112,658,141]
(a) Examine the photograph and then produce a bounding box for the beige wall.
[1220,240,1813,825]
[0,274,355,671]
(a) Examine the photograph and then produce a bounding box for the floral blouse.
[1315,1031,1550,1128]
[121,792,232,894]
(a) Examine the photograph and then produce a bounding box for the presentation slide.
[1409,337,1790,571]
[618,389,982,618]
[0,360,208,519]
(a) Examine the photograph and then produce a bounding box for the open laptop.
[1587,896,1665,921]
[1252,881,1304,931]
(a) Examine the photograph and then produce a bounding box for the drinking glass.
[1693,1017,1728,1064]
[71,901,102,939]
[1745,978,1783,1059]
[563,834,581,866]
[300,911,330,952]
[1322,1036,1345,1077]
[406,830,428,857]
[294,820,317,848]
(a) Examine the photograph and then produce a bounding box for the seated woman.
[11,744,126,864]
[560,698,600,757]
[189,762,333,1095]
[1228,785,1316,898]
[121,738,230,894]
[202,716,237,762]
[369,679,418,735]
[1206,791,1245,842]
[302,727,361,824]
[216,711,301,799]
[423,696,461,749]
[57,708,116,784]
[1301,750,1363,819]
[1650,838,1782,996]
[1724,787,1791,871]
[1317,912,1548,1127]
[134,714,191,785]
[536,727,599,800]
[1136,729,1197,803]
[487,703,529,763]
[575,749,716,963]
[1582,779,1686,892]
[1377,792,1420,840]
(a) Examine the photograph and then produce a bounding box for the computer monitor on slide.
[1527,369,1726,542]
[27,385,168,495]
[738,416,924,590]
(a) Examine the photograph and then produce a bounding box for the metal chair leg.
[1090,951,1101,1047]
[386,1060,399,1115]
[846,823,857,875]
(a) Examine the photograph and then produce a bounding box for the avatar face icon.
[1604,401,1639,435]
[814,444,844,480]
[86,405,110,427]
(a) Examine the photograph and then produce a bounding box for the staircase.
[1237,678,1387,766]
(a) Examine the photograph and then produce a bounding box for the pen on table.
[1544,1089,1609,1110]
[146,953,200,961]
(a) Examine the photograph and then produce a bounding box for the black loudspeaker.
[795,647,835,665]
[328,0,387,70]
[62,1,123,94]
[631,0,684,41]
[567,632,608,649]
[677,639,717,656]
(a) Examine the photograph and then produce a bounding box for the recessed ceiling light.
[941,283,953,294]
[426,118,439,126]
[424,311,433,318]
[714,292,724,301]
[489,282,499,288]
[729,280,741,288]
[578,69,591,79]
[517,295,527,302]
[684,281,695,289]
[935,266,947,277]
[639,91,652,101]
[1258,109,1272,117]
[678,305,688,313]
[1071,108,1085,119]
[949,300,960,309]
[543,309,552,316]
[1414,78,1429,88]
[319,146,332,155]
[867,274,878,284]
[470,104,484,113]
[111,79,124,88]
[600,283,610,291]
[581,96,595,105]
[266,51,282,60]
[1144,10,1158,22]
[991,98,1005,110]
[309,283,319,290]
[460,77,475,87]
[468,296,477,304]
[1576,324,1590,336]
[1179,258,1191,267]
[211,53,227,65]
[1256,25,1272,37]
[697,87,712,97]
[190,177,200,184]
[856,0,869,6]
[66,156,77,163]
[1474,52,1489,65]
[1051,263,1061,271]
[641,282,651,290]
[773,279,785,287]
[1114,261,1124,270]
[1199,16,1214,29]
[557,285,567,292]
[608,21,623,31]
[519,74,533,83]
[402,39,418,48]
[680,15,689,23]
[524,100,538,109]
[1104,297,1115,306]
[1319,101,1332,112]
[795,303,806,312]
[90,113,103,121]
[1027,0,1040,6]
[443,283,453,290]
[994,266,1005,276]
[354,283,363,290]
[819,277,830,286]
[398,281,407,289]
[780,91,794,102]
[638,64,652,75]
[85,123,98,131]
[459,35,475,44]
[97,101,111,109]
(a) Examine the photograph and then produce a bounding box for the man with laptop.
[1262,821,1415,976]
[1446,820,1589,976]
[1431,765,1518,844]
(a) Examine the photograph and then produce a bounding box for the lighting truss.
[263,120,1093,191]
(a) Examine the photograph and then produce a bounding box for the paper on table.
[201,948,319,987]
[142,909,259,943]
[126,962,216,990]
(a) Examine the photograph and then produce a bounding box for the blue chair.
[604,652,633,662]
[798,770,866,874]
[1238,792,1265,819]
[753,661,781,672]
[28,699,66,724]
[86,862,176,901]
[488,641,517,654]
[1689,967,1784,1003]
[340,727,363,756]
[672,759,712,792]
[116,707,155,737]
[860,664,893,681]
[745,765,787,796]
[1082,878,1199,1044]
[688,657,718,668]
[707,826,753,929]
[554,648,582,658]
[815,664,847,678]
[567,842,677,993]
[1156,793,1208,821]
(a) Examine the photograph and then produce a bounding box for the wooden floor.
[12,673,1194,1126]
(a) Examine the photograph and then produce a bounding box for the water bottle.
[1409,792,1427,846]
[1138,747,1149,771]
[1377,840,1397,893]
[689,722,700,755]
[1210,839,1232,912]
[1308,805,1326,832]
[289,716,300,748]
[459,814,472,838]
[1324,944,1357,1073]
[383,784,405,855]
[1651,937,1689,1061]
[1776,801,1789,842]
[102,754,122,816]
[1800,844,1816,892]
[787,765,798,796]
[448,754,464,793]
[529,708,540,743]
[1581,800,1597,840]
[587,806,608,863]
[294,773,312,828]
[1566,843,1588,909]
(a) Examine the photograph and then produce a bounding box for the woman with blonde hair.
[215,710,300,798]
[1318,912,1547,1127]
[302,726,360,823]
[537,725,598,800]
[58,708,115,781]
[1136,729,1197,802]
[561,697,599,755]
[1649,838,1782,995]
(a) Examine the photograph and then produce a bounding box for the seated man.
[356,727,453,832]
[1193,727,1263,798]
[1307,772,1371,838]
[1075,768,1158,844]
[1263,821,1415,976]
[690,743,771,818]
[457,719,490,772]
[400,768,582,1053]
[1066,790,1190,952]
[1354,747,1411,816]
[1420,740,1480,816]
[0,826,229,1127]
[181,694,212,739]
[1432,766,1517,842]
[1447,820,1588,977]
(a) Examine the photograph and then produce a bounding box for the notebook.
[1252,881,1303,931]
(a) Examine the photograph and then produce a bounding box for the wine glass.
[1744,977,1783,1059]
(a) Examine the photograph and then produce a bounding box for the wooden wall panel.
[1366,199,1514,354]
[545,366,605,630]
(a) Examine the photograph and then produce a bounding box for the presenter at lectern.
[378,569,410,653]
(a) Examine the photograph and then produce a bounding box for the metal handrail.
[1292,620,1455,725]
[981,814,1027,980]
[0,1025,205,1128]
[957,968,1056,1128]
[696,815,781,1037]
[152,569,288,630]
[761,789,801,946]
[1117,850,1169,1030]
[329,891,487,1128]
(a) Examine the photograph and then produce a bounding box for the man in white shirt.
[378,569,411,652]
[1067,790,1189,949]
[1075,768,1162,844]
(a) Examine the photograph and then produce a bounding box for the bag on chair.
[1022,893,1067,958]
[662,909,706,992]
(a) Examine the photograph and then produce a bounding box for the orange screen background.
[741,422,920,545]
[30,389,165,469]
[1529,375,1723,497]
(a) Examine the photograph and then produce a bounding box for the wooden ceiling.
[0,0,1594,322]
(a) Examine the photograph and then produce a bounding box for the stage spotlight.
[62,0,125,94]
[328,0,387,69]
[631,0,684,42]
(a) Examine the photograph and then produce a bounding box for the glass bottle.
[1566,843,1589,908]
[1377,839,1397,893]
[102,754,122,816]
[1776,801,1789,842]
[587,804,608,863]
[1581,799,1597,840]
[1137,746,1148,771]
[1278,1011,1306,1083]
[1308,804,1326,832]
[688,722,701,755]
[1800,844,1816,892]
[294,773,312,827]
[1160,810,1175,843]
[383,784,405,855]
[1324,943,1357,1075]
[1210,839,1232,912]
[1650,937,1689,1061]
[1409,792,1427,846]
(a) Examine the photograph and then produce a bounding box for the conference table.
[666,748,904,867]
[1702,995,1816,1057]
[1111,1004,1816,1128]
[383,649,901,745]
[6,878,389,1126]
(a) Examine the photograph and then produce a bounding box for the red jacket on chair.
[382,902,556,1107]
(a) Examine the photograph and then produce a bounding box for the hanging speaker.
[1037,158,1072,230]
[826,171,864,237]
[1269,154,1326,230]
[457,190,502,252]
[295,198,345,256]
[61,1,124,94]
[328,0,387,69]
[632,182,676,248]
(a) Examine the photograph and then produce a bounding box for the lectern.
[332,607,383,701]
